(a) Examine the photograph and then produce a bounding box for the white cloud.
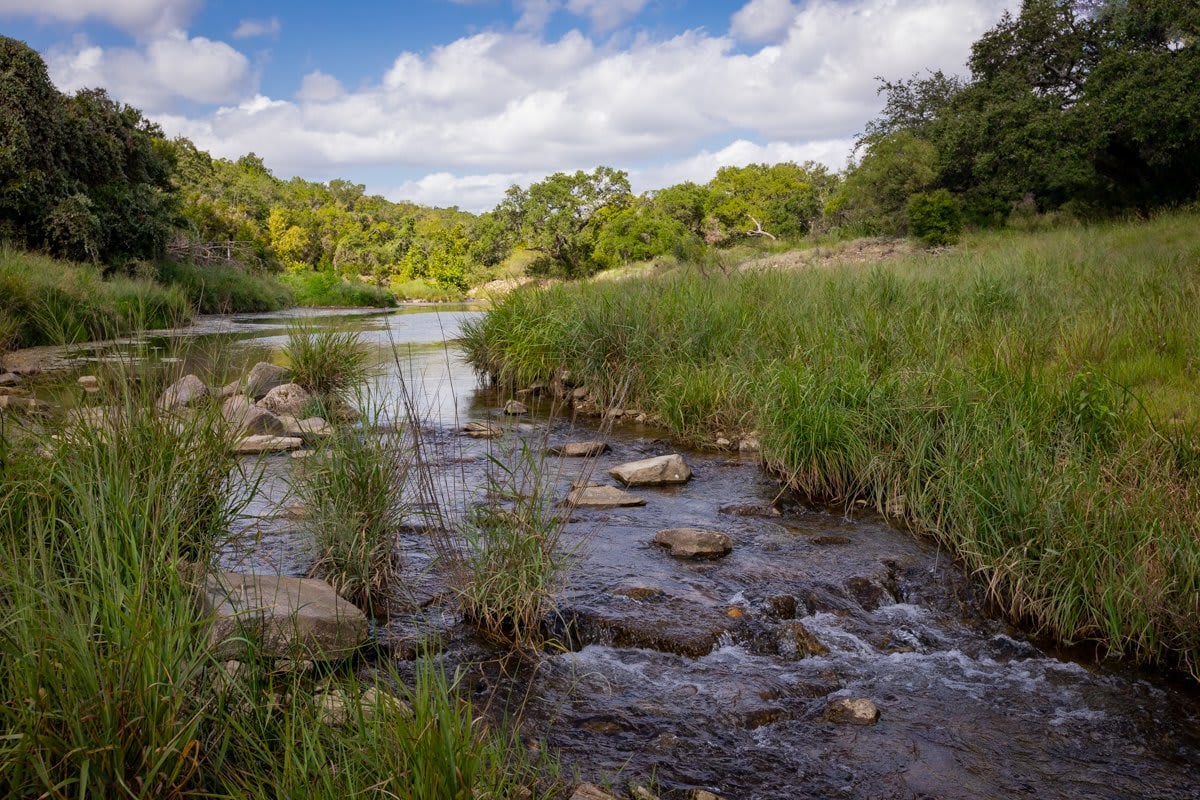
[0,0,200,35]
[565,0,650,31]
[49,0,1009,210]
[730,0,798,43]
[386,171,544,211]
[232,17,281,39]
[47,30,252,110]
[515,0,558,31]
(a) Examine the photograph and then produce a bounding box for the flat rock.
[719,502,781,518]
[76,375,99,392]
[462,421,502,438]
[548,440,610,457]
[0,386,29,396]
[503,399,528,415]
[233,434,303,454]
[615,582,665,601]
[223,396,287,436]
[652,528,732,559]
[279,415,333,439]
[0,372,20,386]
[157,374,208,411]
[257,383,311,417]
[0,395,51,416]
[609,453,692,486]
[571,784,619,800]
[824,697,880,725]
[566,485,646,508]
[198,572,368,661]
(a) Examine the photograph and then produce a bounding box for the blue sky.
[1,0,1011,211]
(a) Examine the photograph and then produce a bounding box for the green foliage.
[906,189,963,246]
[498,166,632,277]
[279,270,398,308]
[157,260,293,313]
[704,161,838,243]
[462,211,1200,677]
[835,132,940,235]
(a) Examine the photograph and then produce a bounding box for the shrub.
[906,189,963,246]
[284,321,372,400]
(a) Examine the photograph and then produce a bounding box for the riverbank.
[460,210,1200,677]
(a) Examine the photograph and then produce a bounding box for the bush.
[906,189,963,246]
[158,260,293,313]
[284,322,372,400]
[279,270,398,308]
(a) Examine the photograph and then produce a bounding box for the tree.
[834,131,940,235]
[498,166,631,277]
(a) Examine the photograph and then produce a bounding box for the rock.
[630,786,659,800]
[0,386,29,396]
[243,362,292,400]
[811,535,852,545]
[715,437,732,448]
[76,375,99,393]
[692,792,726,800]
[257,383,311,417]
[634,413,647,423]
[571,386,589,400]
[233,435,303,455]
[0,395,51,416]
[738,437,761,453]
[291,449,318,460]
[217,379,242,399]
[764,594,798,619]
[652,528,732,559]
[565,485,646,508]
[616,582,664,601]
[570,784,618,800]
[68,405,121,434]
[718,502,781,518]
[157,374,208,411]
[776,620,829,658]
[318,686,412,726]
[0,372,20,386]
[885,494,907,518]
[198,572,368,662]
[279,415,333,439]
[222,396,287,436]
[608,454,692,486]
[462,421,502,438]
[547,440,610,457]
[604,408,624,420]
[503,399,528,415]
[824,697,880,726]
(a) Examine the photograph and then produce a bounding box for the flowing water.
[24,307,1200,799]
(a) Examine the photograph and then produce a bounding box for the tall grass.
[284,321,372,401]
[157,260,293,314]
[461,210,1200,676]
[0,358,558,796]
[280,270,398,308]
[0,246,192,351]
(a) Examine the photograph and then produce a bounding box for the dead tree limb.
[746,215,777,240]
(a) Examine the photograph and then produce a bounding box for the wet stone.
[609,453,692,486]
[566,485,646,508]
[615,582,665,601]
[462,420,502,438]
[503,399,528,415]
[653,528,733,559]
[811,535,852,546]
[548,440,610,457]
[718,502,781,518]
[824,697,880,726]
[776,620,829,658]
[845,576,896,611]
[764,594,798,619]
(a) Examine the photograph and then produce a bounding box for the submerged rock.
[652,528,733,559]
[503,398,528,415]
[198,572,368,662]
[776,620,829,658]
[566,485,646,508]
[718,502,781,518]
[257,383,311,417]
[615,581,665,601]
[233,434,303,454]
[609,453,692,486]
[824,697,880,726]
[157,374,208,410]
[548,440,610,457]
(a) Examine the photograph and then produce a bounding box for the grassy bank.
[280,270,398,308]
[462,211,1200,677]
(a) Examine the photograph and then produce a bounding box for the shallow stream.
[22,307,1200,799]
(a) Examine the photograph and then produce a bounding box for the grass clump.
[460,209,1200,676]
[284,321,372,400]
[294,417,410,615]
[280,270,398,308]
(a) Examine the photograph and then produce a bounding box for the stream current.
[36,306,1200,799]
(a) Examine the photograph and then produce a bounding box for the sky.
[1,0,1012,212]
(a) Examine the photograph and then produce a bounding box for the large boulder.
[609,454,692,486]
[222,395,287,436]
[566,485,646,508]
[243,362,292,400]
[652,528,732,559]
[257,383,311,417]
[198,572,368,661]
[279,415,333,439]
[157,374,208,411]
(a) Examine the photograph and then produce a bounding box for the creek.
[24,306,1200,800]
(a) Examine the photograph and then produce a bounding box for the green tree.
[498,166,631,277]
